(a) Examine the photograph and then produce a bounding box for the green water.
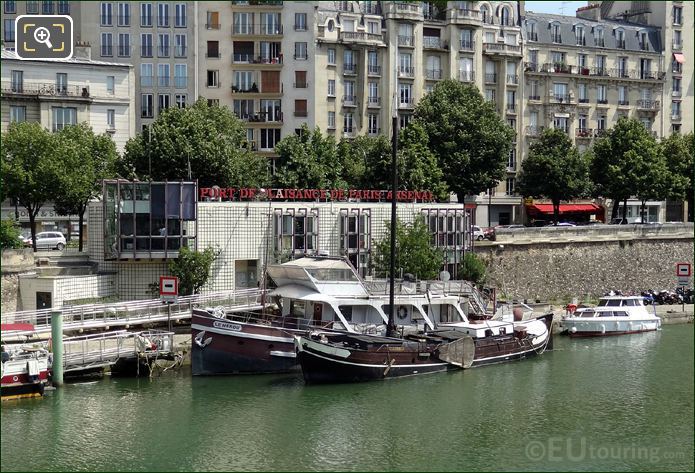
[2,326,693,472]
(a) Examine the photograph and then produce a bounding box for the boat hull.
[562,317,660,338]
[191,311,303,375]
[1,363,50,401]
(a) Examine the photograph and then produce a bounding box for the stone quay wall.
[476,226,694,301]
[1,248,36,313]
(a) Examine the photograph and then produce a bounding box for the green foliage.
[168,246,219,296]
[459,252,487,286]
[120,98,269,188]
[373,216,444,280]
[414,80,515,198]
[590,118,662,217]
[53,123,119,251]
[0,219,24,250]
[1,122,61,251]
[337,134,391,189]
[517,128,592,223]
[661,132,694,201]
[274,125,344,188]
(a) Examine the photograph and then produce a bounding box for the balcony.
[340,31,385,44]
[506,103,516,113]
[640,71,659,80]
[385,2,423,21]
[460,39,474,51]
[542,63,574,74]
[231,84,259,93]
[672,63,683,74]
[449,7,480,25]
[672,89,682,97]
[671,111,682,121]
[233,54,283,65]
[484,73,497,83]
[206,23,221,29]
[575,128,593,139]
[232,23,283,36]
[232,1,283,6]
[368,128,381,136]
[673,42,682,51]
[551,93,572,103]
[506,74,518,85]
[594,129,608,138]
[637,99,660,110]
[527,95,540,101]
[242,111,283,123]
[399,97,415,109]
[590,66,609,77]
[367,96,381,107]
[1,81,90,99]
[368,64,381,76]
[425,69,443,80]
[617,100,630,107]
[399,66,415,78]
[597,98,608,105]
[525,126,545,137]
[578,98,589,104]
[342,95,357,107]
[423,37,443,49]
[524,62,539,72]
[459,70,475,82]
[398,35,415,47]
[482,42,522,56]
[343,64,357,75]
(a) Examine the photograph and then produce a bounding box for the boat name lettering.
[213,321,242,332]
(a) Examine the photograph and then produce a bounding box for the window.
[367,21,379,34]
[158,3,169,27]
[368,50,379,74]
[617,56,628,77]
[295,13,307,31]
[597,84,607,103]
[42,0,53,14]
[575,25,585,45]
[295,42,308,60]
[26,1,39,13]
[344,81,355,102]
[399,114,411,129]
[260,128,281,150]
[399,52,413,76]
[485,31,495,43]
[485,60,496,82]
[206,11,220,29]
[52,107,77,131]
[399,82,412,105]
[141,33,153,57]
[551,51,566,66]
[673,30,682,49]
[260,12,281,35]
[578,114,587,131]
[106,76,115,94]
[158,33,170,57]
[233,12,252,34]
[141,94,154,118]
[578,83,588,102]
[107,109,115,129]
[158,64,170,87]
[368,114,378,135]
[11,70,23,92]
[233,99,254,119]
[275,210,318,256]
[327,111,335,129]
[294,100,307,117]
[485,88,495,103]
[54,0,69,13]
[594,27,604,47]
[118,33,130,56]
[4,0,16,13]
[501,6,512,26]
[175,94,186,108]
[459,57,473,81]
[460,29,473,49]
[327,48,336,65]
[140,64,153,87]
[526,21,537,41]
[577,53,587,70]
[673,6,682,25]
[101,3,113,26]
[616,28,625,48]
[344,49,355,68]
[55,73,67,94]
[174,64,187,88]
[175,34,187,57]
[553,116,568,134]
[141,3,152,27]
[207,40,219,58]
[327,79,335,96]
[340,210,370,276]
[158,94,171,112]
[118,2,130,25]
[207,70,219,88]
[673,77,681,96]
[507,147,516,169]
[597,114,606,130]
[422,209,466,275]
[368,82,378,102]
[672,101,681,118]
[506,90,516,111]
[480,4,489,23]
[10,106,25,123]
[343,113,354,133]
[398,23,414,46]
[528,80,539,100]
[551,23,561,43]
[260,99,282,122]
[101,33,113,56]
[506,177,515,196]
[234,71,254,91]
[618,85,628,105]
[295,71,307,88]
[595,55,606,74]
[175,4,186,27]
[640,58,652,79]
[639,31,649,51]
[506,62,517,84]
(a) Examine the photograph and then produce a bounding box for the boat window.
[623,299,638,306]
[580,310,595,317]
[290,300,306,317]
[614,311,628,317]
[306,268,358,282]
[605,299,621,307]
[597,300,609,306]
[338,305,353,322]
[599,311,614,317]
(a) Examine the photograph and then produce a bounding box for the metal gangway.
[2,288,264,340]
[61,329,175,374]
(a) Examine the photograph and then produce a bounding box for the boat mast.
[387,89,399,338]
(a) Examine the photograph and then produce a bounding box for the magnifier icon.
[34,27,53,49]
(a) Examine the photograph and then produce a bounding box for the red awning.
[674,53,685,64]
[1,323,35,332]
[526,203,602,215]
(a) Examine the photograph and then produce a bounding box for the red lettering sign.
[197,187,435,203]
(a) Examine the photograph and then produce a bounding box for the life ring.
[397,307,408,320]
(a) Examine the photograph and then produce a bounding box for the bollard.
[50,310,64,387]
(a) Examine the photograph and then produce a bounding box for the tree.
[336,134,390,189]
[0,219,24,250]
[372,216,444,280]
[273,125,344,188]
[517,128,592,224]
[414,80,515,199]
[459,252,487,286]
[1,122,61,251]
[661,132,694,220]
[120,99,269,188]
[53,124,118,251]
[590,118,661,221]
[168,246,219,295]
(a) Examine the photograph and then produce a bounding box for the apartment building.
[1,0,198,131]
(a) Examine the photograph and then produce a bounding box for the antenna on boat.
[386,89,399,338]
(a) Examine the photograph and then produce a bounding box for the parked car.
[472,225,485,241]
[25,231,66,250]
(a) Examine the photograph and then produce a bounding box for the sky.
[525,1,588,16]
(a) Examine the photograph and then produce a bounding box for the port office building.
[85,180,475,302]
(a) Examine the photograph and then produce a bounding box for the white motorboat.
[561,295,661,337]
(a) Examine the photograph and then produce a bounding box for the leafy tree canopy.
[414,80,515,198]
[168,246,219,295]
[661,132,694,200]
[0,219,24,250]
[120,99,269,188]
[459,252,487,286]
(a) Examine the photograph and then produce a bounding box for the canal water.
[2,325,693,472]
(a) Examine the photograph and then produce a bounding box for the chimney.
[74,41,91,59]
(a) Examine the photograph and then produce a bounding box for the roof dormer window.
[551,22,561,43]
[575,25,585,46]
[526,20,537,41]
[594,26,604,47]
[615,28,625,49]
